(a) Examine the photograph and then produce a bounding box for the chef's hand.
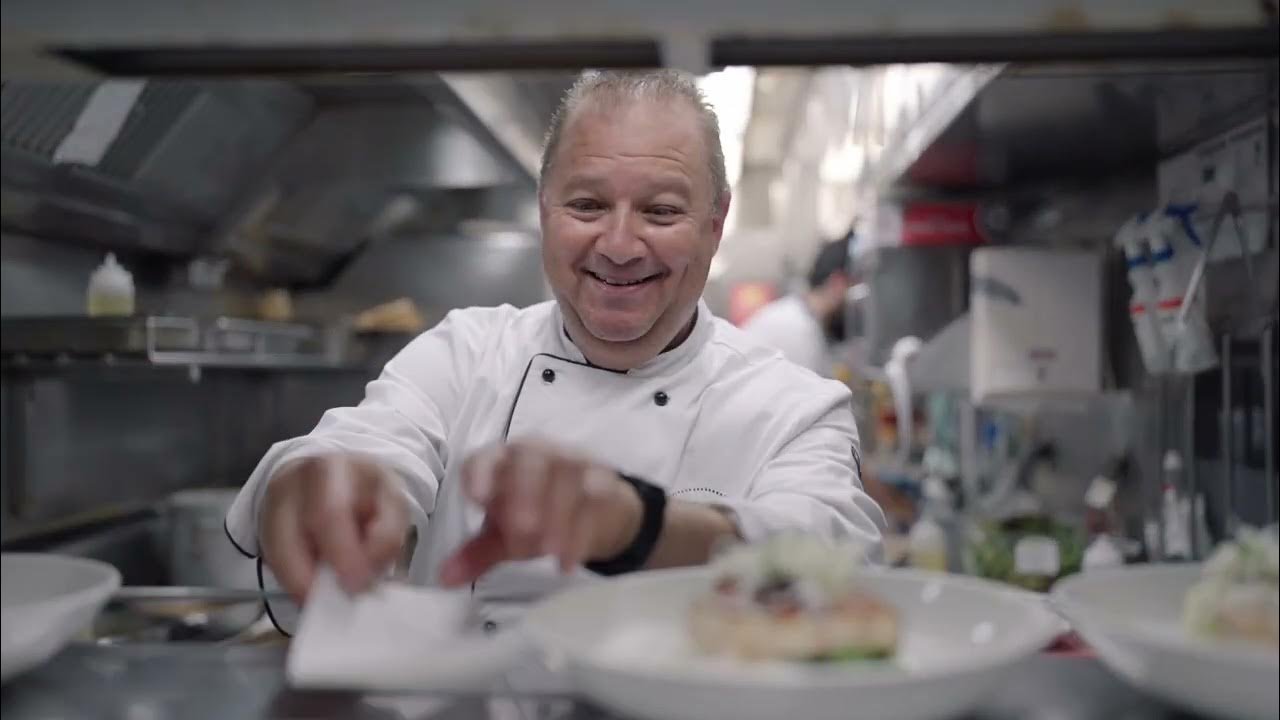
[438,441,643,587]
[260,454,410,602]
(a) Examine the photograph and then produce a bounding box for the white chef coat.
[740,295,831,376]
[225,299,883,624]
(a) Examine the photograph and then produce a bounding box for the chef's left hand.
[438,440,643,587]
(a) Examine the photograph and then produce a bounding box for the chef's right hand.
[259,454,410,602]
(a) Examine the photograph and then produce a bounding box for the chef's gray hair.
[539,70,730,206]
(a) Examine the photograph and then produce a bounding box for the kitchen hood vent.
[0,83,94,159]
[2,80,312,256]
[95,83,201,181]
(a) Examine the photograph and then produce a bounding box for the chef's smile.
[583,268,666,294]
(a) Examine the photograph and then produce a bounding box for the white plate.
[1,553,121,683]
[522,566,1062,720]
[1052,563,1278,720]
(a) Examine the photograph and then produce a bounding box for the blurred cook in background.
[741,235,852,377]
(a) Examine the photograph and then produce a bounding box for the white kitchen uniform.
[225,300,882,627]
[741,295,831,376]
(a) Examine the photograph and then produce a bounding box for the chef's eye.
[645,205,683,222]
[566,198,606,214]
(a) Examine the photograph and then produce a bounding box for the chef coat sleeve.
[719,389,886,559]
[224,307,497,558]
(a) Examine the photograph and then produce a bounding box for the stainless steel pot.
[157,488,262,635]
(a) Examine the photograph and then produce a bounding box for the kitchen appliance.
[970,247,1102,409]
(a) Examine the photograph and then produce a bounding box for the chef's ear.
[710,191,732,244]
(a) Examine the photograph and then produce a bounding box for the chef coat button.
[653,391,669,407]
[541,368,556,384]
[482,620,499,634]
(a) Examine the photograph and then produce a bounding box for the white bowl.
[1,553,121,683]
[523,566,1062,720]
[1052,563,1278,720]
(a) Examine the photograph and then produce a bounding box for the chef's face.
[540,99,728,369]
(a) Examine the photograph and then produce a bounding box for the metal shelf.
[0,316,370,373]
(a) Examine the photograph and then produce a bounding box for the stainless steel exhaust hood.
[2,74,572,286]
[2,80,313,256]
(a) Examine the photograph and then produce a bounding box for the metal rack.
[0,316,362,372]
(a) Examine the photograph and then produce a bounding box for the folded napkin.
[286,567,529,692]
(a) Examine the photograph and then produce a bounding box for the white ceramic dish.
[523,566,1062,720]
[1,553,121,683]
[1052,563,1278,720]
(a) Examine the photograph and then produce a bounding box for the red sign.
[900,202,988,246]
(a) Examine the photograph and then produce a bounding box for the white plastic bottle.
[1161,451,1192,561]
[1147,211,1217,373]
[1113,214,1168,374]
[908,477,950,572]
[908,512,948,572]
[86,253,135,317]
[1083,534,1125,571]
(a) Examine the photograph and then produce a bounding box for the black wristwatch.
[585,473,667,576]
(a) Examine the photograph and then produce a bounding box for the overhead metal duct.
[217,100,530,285]
[1,80,313,255]
[2,73,574,286]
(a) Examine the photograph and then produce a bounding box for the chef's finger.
[306,475,373,594]
[568,467,619,572]
[439,520,507,587]
[562,511,596,574]
[461,445,506,505]
[361,483,409,574]
[503,445,551,549]
[262,494,316,602]
[542,459,584,559]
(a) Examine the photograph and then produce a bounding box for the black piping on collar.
[557,306,699,372]
[501,352,626,440]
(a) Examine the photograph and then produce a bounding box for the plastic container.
[1114,214,1169,374]
[1147,212,1217,374]
[908,512,948,572]
[86,253,135,317]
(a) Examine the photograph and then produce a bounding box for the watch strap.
[585,473,667,576]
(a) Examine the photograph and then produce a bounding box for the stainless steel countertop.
[0,644,1207,720]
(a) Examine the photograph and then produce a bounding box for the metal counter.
[1,644,1206,720]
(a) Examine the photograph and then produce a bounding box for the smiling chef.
[224,70,886,631]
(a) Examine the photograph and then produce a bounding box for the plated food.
[689,536,896,662]
[1182,526,1278,648]
[1053,536,1280,720]
[525,544,1060,720]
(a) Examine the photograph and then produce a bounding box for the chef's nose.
[596,208,646,265]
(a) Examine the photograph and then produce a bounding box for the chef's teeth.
[596,274,648,286]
